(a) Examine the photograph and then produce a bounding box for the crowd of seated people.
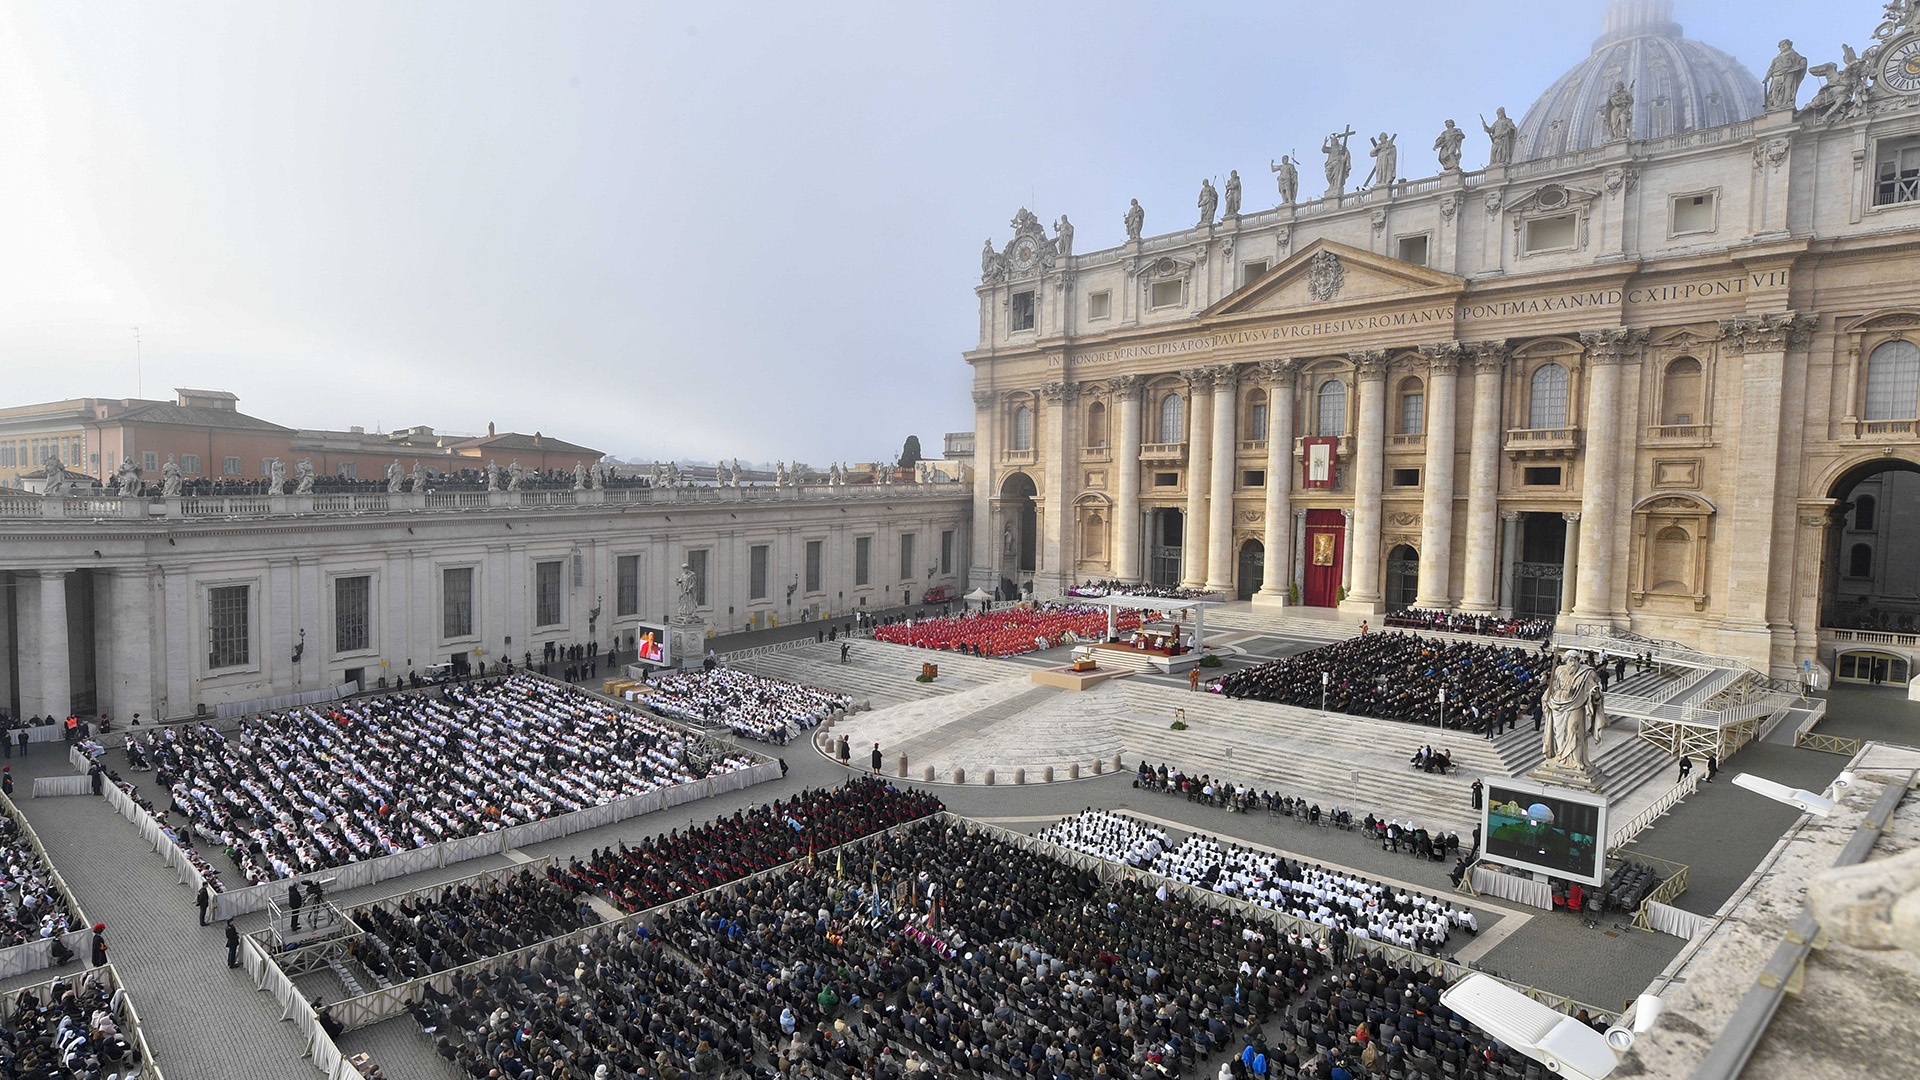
[349,869,599,982]
[132,674,758,884]
[413,817,1327,1080]
[1066,580,1218,601]
[555,777,945,914]
[1213,633,1551,736]
[1130,764,1465,864]
[874,603,1143,657]
[0,815,78,949]
[1034,808,1171,868]
[628,668,853,743]
[0,973,143,1078]
[1383,609,1553,641]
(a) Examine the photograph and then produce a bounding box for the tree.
[898,435,923,469]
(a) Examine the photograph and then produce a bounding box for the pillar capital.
[1720,311,1818,353]
[1348,350,1390,381]
[1201,363,1238,389]
[30,568,69,581]
[971,389,997,408]
[1577,327,1651,365]
[1258,358,1300,383]
[1181,366,1216,391]
[1419,342,1466,375]
[1500,510,1522,522]
[1040,380,1076,404]
[1467,340,1509,374]
[1106,374,1144,396]
[1562,511,1582,522]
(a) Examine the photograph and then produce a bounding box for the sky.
[0,0,1847,464]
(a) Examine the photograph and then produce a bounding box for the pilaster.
[1571,328,1647,626]
[1110,376,1145,582]
[1181,367,1216,588]
[1205,365,1240,593]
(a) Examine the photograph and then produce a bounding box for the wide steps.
[732,639,1016,706]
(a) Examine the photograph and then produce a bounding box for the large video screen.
[634,623,670,668]
[1481,779,1608,887]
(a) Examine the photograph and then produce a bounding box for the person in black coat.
[226,919,241,968]
[196,882,211,926]
[288,883,304,931]
[89,924,107,967]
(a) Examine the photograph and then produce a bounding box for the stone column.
[1340,351,1388,612]
[1718,314,1817,662]
[1572,329,1648,625]
[0,573,12,715]
[1181,368,1215,589]
[969,389,996,592]
[1458,343,1507,612]
[1498,511,1522,617]
[35,570,70,720]
[1293,508,1308,590]
[1041,380,1074,595]
[1256,360,1297,605]
[1110,376,1144,582]
[1205,366,1239,593]
[1340,508,1355,590]
[1560,513,1581,618]
[1416,344,1463,608]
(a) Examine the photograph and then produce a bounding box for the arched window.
[1247,389,1269,441]
[1085,401,1108,448]
[1854,494,1878,532]
[1661,357,1703,426]
[1850,542,1874,578]
[1158,393,1185,443]
[1010,405,1034,451]
[1397,377,1426,436]
[1865,339,1920,420]
[1316,379,1347,437]
[1528,363,1569,429]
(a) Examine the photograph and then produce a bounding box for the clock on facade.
[1883,36,1920,95]
[1008,235,1041,272]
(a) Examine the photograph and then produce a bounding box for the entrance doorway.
[1824,461,1920,632]
[1386,545,1419,609]
[999,473,1038,583]
[1237,539,1264,600]
[1302,509,1345,607]
[1835,651,1911,685]
[1512,512,1568,618]
[1149,509,1184,588]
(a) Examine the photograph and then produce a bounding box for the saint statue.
[1481,108,1517,167]
[674,562,699,618]
[485,460,502,491]
[1197,179,1218,226]
[1601,81,1634,142]
[980,239,1003,283]
[161,456,183,497]
[506,460,525,491]
[573,461,589,489]
[1053,215,1073,259]
[1764,39,1807,112]
[409,462,427,492]
[1124,198,1145,242]
[1541,654,1606,773]
[1322,128,1354,196]
[1223,170,1242,217]
[269,458,287,493]
[294,458,316,494]
[1433,120,1465,172]
[386,460,404,493]
[1365,132,1398,190]
[1270,155,1299,206]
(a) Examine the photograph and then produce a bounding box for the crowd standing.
[1382,609,1552,641]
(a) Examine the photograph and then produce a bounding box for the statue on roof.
[1365,132,1398,190]
[1053,215,1073,259]
[294,458,315,494]
[1433,120,1466,172]
[386,460,404,493]
[506,460,525,491]
[112,458,143,496]
[1223,170,1242,218]
[1124,198,1145,242]
[1805,46,1866,124]
[1600,81,1635,142]
[1481,108,1517,167]
[268,458,286,494]
[573,460,589,490]
[409,462,427,492]
[161,456,183,497]
[1764,39,1808,111]
[1270,155,1299,206]
[1197,178,1218,227]
[485,460,502,491]
[980,238,1005,284]
[1322,128,1355,197]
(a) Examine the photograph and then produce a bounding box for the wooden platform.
[1079,641,1203,675]
[1030,665,1129,690]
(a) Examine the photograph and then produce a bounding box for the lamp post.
[1321,669,1330,716]
[1439,686,1448,730]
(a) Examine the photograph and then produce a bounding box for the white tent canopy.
[1074,594,1220,649]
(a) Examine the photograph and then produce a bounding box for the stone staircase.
[731,639,1022,706]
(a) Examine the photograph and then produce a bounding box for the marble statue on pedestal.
[1365,133,1397,189]
[1197,178,1218,227]
[1124,199,1145,242]
[1533,653,1608,789]
[1601,81,1634,142]
[294,459,315,494]
[1323,128,1354,196]
[485,461,502,491]
[674,562,699,618]
[1481,108,1516,166]
[1054,215,1073,259]
[506,461,525,491]
[409,463,427,492]
[1765,39,1807,111]
[269,459,287,494]
[386,461,404,493]
[1433,120,1465,171]
[573,461,588,489]
[161,457,183,497]
[1270,155,1298,206]
[1223,170,1241,217]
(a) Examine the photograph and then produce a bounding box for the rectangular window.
[142,451,157,473]
[1523,466,1564,486]
[855,537,872,586]
[805,540,824,593]
[749,544,770,600]
[442,567,473,639]
[1670,191,1717,235]
[338,461,357,479]
[208,584,250,670]
[1010,290,1036,332]
[1392,468,1422,487]
[1395,234,1430,266]
[687,549,709,607]
[940,530,954,575]
[1400,393,1425,435]
[260,458,275,478]
[181,454,201,476]
[535,560,564,626]
[335,575,371,654]
[616,555,640,617]
[1251,401,1269,440]
[1242,470,1266,488]
[1875,139,1920,206]
[222,456,242,476]
[1524,214,1577,254]
[1088,291,1111,321]
[1149,279,1184,309]
[1153,471,1180,487]
[1241,259,1271,286]
[899,533,917,581]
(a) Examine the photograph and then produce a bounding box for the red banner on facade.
[1301,436,1339,489]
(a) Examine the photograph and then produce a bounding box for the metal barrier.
[1794,730,1864,756]
[1608,773,1702,854]
[1614,851,1692,933]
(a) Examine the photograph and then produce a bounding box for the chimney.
[488,421,496,437]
